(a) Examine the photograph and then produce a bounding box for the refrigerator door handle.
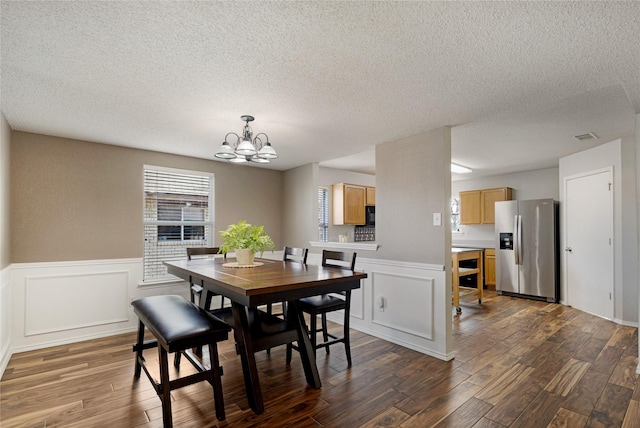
[514,215,519,264]
[515,215,523,265]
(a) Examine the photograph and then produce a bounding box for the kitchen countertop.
[452,247,485,253]
[309,241,379,251]
[452,240,495,249]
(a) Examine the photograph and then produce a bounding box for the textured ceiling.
[1,1,639,179]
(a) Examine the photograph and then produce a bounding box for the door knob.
[565,246,572,252]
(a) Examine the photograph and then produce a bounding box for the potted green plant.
[219,220,275,266]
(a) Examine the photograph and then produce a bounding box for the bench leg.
[208,342,225,420]
[134,320,145,378]
[158,346,172,428]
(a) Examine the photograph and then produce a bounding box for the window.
[143,166,214,282]
[318,187,329,241]
[451,197,460,232]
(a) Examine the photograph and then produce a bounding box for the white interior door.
[564,167,613,319]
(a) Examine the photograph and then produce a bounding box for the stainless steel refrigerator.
[495,199,559,302]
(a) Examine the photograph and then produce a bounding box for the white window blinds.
[318,187,329,242]
[143,166,214,282]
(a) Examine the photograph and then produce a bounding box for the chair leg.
[202,289,213,310]
[285,342,293,364]
[309,312,318,359]
[344,335,352,366]
[321,313,330,354]
[344,291,352,366]
[158,346,172,428]
[265,303,273,354]
[343,316,352,366]
[285,302,294,364]
[134,320,145,377]
[208,342,225,421]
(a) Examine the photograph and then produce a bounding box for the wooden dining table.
[164,257,367,414]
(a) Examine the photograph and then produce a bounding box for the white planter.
[235,248,255,266]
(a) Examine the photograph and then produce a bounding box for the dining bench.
[132,295,230,427]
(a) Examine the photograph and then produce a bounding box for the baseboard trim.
[10,326,138,355]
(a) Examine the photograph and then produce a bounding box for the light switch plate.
[433,212,442,226]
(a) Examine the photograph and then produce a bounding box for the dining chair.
[266,246,309,319]
[286,250,357,366]
[186,247,226,310]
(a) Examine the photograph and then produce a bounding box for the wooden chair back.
[187,247,223,260]
[283,246,309,264]
[186,247,226,310]
[322,250,356,271]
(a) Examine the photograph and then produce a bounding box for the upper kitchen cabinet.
[366,187,376,205]
[481,187,512,224]
[333,183,366,225]
[459,191,481,224]
[460,187,513,225]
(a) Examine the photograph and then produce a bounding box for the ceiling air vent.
[574,132,598,141]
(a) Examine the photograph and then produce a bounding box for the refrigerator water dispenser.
[499,233,513,250]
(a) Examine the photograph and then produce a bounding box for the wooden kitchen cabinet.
[481,188,512,224]
[460,187,512,225]
[484,248,496,290]
[366,187,376,205]
[459,190,481,224]
[333,183,366,225]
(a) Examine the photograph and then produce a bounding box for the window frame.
[143,165,215,283]
[318,186,329,242]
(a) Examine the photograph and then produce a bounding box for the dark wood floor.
[1,291,638,427]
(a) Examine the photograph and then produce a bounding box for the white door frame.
[562,166,614,319]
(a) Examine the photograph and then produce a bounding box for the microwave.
[365,205,375,226]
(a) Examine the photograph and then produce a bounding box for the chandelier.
[214,115,278,164]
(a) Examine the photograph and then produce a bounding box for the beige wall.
[10,132,284,263]
[375,127,451,264]
[0,113,10,269]
[282,163,318,249]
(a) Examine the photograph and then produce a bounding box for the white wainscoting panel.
[325,256,452,361]
[9,258,191,354]
[25,271,129,336]
[371,272,434,340]
[7,254,453,365]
